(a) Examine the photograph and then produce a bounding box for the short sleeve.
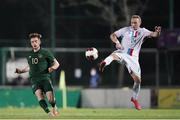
[114,27,128,38]
[143,28,152,37]
[46,50,55,65]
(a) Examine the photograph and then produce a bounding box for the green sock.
[49,100,56,108]
[39,99,50,113]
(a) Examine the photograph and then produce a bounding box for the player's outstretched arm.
[150,26,161,37]
[48,59,60,73]
[110,33,123,50]
[15,66,30,74]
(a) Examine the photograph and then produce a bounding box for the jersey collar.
[33,47,41,53]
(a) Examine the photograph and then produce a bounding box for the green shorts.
[31,77,54,94]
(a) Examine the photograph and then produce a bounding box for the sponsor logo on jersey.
[38,54,43,58]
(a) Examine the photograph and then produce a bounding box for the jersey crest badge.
[38,54,43,58]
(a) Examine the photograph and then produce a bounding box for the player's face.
[30,37,41,50]
[131,18,141,30]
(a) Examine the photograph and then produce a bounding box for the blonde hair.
[131,15,141,23]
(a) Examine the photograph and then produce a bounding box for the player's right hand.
[116,43,124,50]
[48,67,55,73]
[15,68,22,74]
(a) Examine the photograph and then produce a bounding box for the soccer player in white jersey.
[99,15,161,110]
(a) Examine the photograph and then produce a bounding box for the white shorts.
[113,50,141,78]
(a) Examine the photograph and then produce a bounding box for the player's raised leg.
[130,73,142,110]
[46,91,59,116]
[99,53,120,72]
[35,89,54,116]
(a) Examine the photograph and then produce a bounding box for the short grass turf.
[0,107,180,119]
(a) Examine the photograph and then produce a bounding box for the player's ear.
[39,39,41,45]
[139,19,142,25]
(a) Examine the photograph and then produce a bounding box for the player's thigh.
[111,52,122,61]
[35,89,45,100]
[32,82,41,94]
[32,82,44,100]
[42,79,54,100]
[42,79,54,92]
[112,52,129,65]
[45,80,55,102]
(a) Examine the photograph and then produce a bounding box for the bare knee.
[46,91,54,103]
[131,73,141,83]
[35,89,44,101]
[47,95,54,103]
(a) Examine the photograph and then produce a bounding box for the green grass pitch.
[0,107,180,119]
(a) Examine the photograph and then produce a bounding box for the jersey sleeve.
[45,50,55,65]
[114,27,127,38]
[143,28,152,37]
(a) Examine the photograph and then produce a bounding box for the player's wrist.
[115,40,120,44]
[48,67,55,73]
[50,67,56,70]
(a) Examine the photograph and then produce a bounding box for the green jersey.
[27,48,55,82]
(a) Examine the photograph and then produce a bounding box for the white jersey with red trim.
[114,26,152,59]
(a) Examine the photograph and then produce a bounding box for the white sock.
[132,82,141,100]
[104,56,114,66]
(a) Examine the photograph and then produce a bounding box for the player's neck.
[131,26,140,30]
[33,47,40,52]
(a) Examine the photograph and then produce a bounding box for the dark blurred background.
[0,0,179,47]
[0,0,180,88]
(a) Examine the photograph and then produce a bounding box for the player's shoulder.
[140,27,150,31]
[28,50,35,55]
[120,26,130,30]
[41,49,55,58]
[40,48,50,52]
[115,26,130,32]
[40,48,52,54]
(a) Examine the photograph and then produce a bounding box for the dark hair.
[29,33,42,39]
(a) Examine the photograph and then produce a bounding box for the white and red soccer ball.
[85,47,98,61]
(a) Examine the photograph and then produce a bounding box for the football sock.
[39,99,50,113]
[49,100,56,108]
[104,56,113,66]
[132,82,141,100]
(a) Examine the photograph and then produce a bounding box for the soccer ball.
[85,47,98,60]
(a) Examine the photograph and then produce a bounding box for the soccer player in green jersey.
[15,33,60,116]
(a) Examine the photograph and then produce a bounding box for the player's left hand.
[48,67,55,73]
[155,26,161,33]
